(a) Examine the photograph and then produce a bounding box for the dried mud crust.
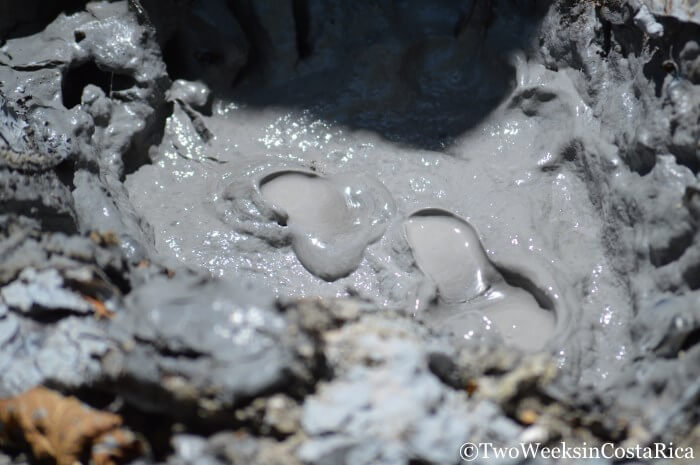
[1,0,700,465]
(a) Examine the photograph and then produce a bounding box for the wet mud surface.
[1,1,700,464]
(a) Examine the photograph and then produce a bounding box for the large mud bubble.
[1,1,699,464]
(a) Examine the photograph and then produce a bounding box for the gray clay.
[1,0,699,464]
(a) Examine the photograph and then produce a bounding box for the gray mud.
[1,1,699,464]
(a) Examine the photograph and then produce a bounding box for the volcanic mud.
[1,1,699,464]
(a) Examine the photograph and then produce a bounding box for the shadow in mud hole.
[144,0,550,151]
[0,0,87,42]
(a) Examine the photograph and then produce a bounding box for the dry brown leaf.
[0,387,141,465]
[83,295,116,319]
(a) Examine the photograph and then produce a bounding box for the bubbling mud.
[123,2,637,372]
[2,0,700,458]
[404,213,495,303]
[405,211,555,351]
[259,171,394,280]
